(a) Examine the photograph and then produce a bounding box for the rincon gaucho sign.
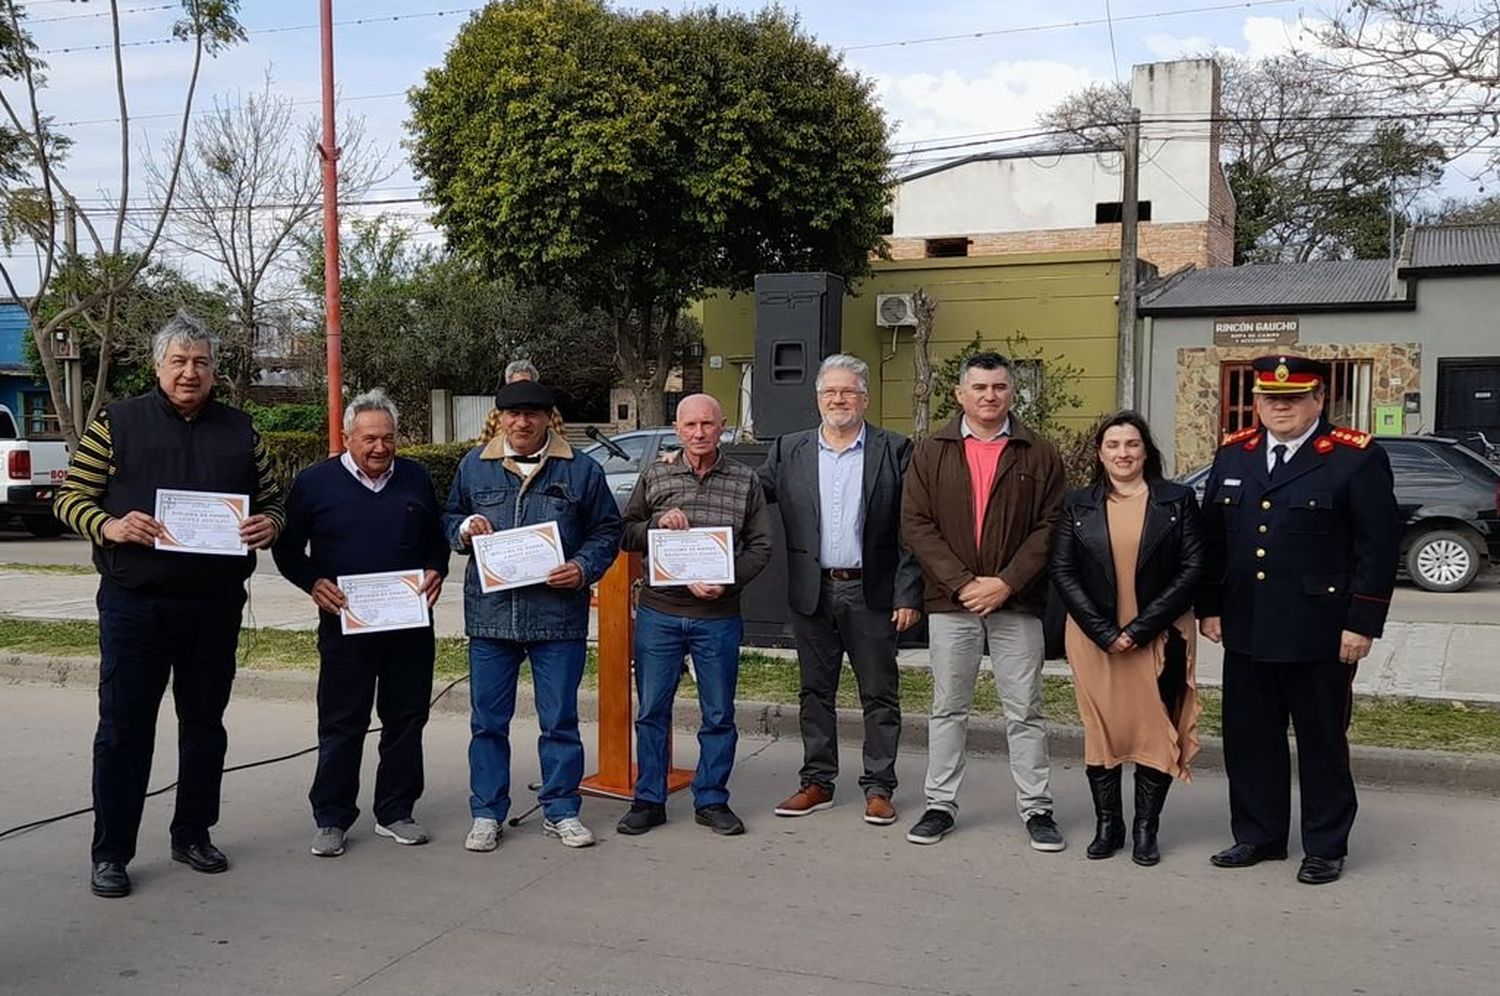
[1212,315,1299,346]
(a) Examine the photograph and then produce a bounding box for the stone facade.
[886,218,1228,274]
[1171,341,1422,474]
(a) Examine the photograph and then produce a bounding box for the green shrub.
[402,440,475,504]
[261,431,475,502]
[245,401,328,434]
[262,431,328,490]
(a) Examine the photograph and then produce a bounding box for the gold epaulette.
[1328,426,1372,450]
[1220,426,1258,448]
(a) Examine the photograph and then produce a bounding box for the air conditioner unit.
[875,293,918,328]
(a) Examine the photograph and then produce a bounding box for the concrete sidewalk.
[1,682,1498,995]
[4,565,1497,703]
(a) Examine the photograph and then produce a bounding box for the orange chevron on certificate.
[473,520,566,593]
[647,526,736,587]
[338,569,431,635]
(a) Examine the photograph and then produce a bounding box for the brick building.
[885,59,1235,275]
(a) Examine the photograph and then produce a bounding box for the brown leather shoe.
[773,784,833,817]
[864,795,897,826]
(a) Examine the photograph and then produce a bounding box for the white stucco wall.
[889,59,1218,238]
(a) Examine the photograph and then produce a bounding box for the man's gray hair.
[504,359,540,382]
[815,353,869,393]
[152,311,219,365]
[343,388,400,435]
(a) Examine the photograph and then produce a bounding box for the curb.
[7,652,1499,798]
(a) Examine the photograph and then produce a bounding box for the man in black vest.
[1197,355,1399,885]
[54,312,284,899]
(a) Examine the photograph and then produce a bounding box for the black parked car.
[1178,435,1500,593]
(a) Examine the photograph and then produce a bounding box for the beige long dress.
[1063,488,1201,780]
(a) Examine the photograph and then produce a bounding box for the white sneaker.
[541,816,596,848]
[464,817,501,852]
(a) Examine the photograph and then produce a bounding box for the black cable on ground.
[0,673,471,844]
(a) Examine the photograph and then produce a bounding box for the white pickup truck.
[0,404,71,537]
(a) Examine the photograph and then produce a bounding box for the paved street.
[1,681,1497,996]
[4,529,1497,701]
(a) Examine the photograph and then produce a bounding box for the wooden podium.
[580,551,693,800]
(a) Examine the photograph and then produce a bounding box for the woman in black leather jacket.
[1049,411,1206,866]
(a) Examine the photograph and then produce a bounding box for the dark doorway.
[1437,357,1500,454]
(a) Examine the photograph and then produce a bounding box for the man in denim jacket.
[444,380,622,851]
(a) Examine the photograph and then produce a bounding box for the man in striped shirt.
[54,312,284,900]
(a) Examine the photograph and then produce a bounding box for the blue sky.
[0,0,1469,291]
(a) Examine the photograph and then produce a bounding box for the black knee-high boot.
[1132,765,1173,866]
[1085,765,1125,859]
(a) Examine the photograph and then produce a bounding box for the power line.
[1103,0,1121,84]
[35,4,486,55]
[842,0,1298,51]
[29,2,176,24]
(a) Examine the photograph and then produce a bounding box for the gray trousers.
[924,609,1052,819]
[789,577,902,797]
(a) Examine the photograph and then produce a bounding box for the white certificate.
[153,488,249,557]
[647,526,736,587]
[338,569,431,635]
[473,520,566,593]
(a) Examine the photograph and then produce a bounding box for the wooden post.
[580,552,692,799]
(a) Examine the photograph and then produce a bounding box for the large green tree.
[1036,53,1447,264]
[407,0,891,425]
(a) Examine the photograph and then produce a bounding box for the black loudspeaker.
[752,272,844,440]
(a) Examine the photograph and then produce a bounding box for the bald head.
[674,392,726,464]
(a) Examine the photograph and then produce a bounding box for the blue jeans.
[633,606,743,808]
[468,637,586,822]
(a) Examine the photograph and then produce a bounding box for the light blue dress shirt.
[817,424,866,570]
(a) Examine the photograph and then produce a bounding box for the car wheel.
[1405,529,1481,592]
[22,513,67,538]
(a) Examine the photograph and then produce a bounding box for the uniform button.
[1258,525,1268,534]
[1255,571,1266,581]
[1261,500,1272,510]
[1255,548,1266,558]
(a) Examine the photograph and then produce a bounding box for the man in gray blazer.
[758,354,923,826]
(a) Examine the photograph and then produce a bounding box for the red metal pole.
[319,0,345,455]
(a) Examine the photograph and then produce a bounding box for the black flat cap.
[494,380,555,411]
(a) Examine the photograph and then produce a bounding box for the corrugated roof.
[1140,260,1396,313]
[1405,223,1500,270]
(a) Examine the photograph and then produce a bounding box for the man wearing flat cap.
[443,380,622,852]
[1197,355,1400,885]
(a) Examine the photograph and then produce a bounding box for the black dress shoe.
[90,861,131,898]
[1209,842,1288,868]
[694,804,746,836]
[171,841,229,874]
[1297,855,1345,885]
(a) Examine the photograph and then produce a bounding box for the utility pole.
[63,199,83,439]
[319,0,345,456]
[1116,108,1141,410]
[1387,171,1397,270]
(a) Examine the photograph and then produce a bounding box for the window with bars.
[1217,358,1374,434]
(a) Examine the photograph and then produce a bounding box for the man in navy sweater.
[273,390,450,857]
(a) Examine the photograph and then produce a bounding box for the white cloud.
[1142,32,1215,60]
[872,59,1102,147]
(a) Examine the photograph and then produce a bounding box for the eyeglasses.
[817,388,866,399]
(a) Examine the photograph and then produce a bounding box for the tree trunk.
[910,289,937,440]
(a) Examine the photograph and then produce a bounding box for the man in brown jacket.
[901,351,1066,849]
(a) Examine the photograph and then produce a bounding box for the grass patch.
[5,616,1499,754]
[0,561,94,575]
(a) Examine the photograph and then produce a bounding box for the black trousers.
[789,577,902,797]
[92,582,245,864]
[310,623,434,830]
[1222,651,1358,859]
